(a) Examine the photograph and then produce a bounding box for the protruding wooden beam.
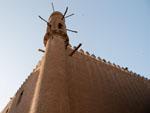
[69,43,82,56]
[66,29,78,33]
[62,7,68,20]
[38,16,51,27]
[51,2,55,12]
[38,49,45,53]
[65,13,75,18]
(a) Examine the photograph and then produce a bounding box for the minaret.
[30,11,70,113]
[43,11,69,47]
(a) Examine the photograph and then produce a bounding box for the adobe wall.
[2,68,40,113]
[1,46,149,113]
[66,47,150,113]
[1,99,13,113]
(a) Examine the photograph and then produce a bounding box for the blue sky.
[0,0,150,111]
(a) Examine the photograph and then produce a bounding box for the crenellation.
[79,49,84,54]
[144,78,148,81]
[9,59,41,103]
[85,51,90,56]
[133,72,137,76]
[116,65,121,69]
[97,56,102,61]
[74,46,149,83]
[73,46,76,49]
[107,61,111,65]
[68,44,72,48]
[102,59,106,63]
[137,74,140,77]
[37,60,42,67]
[129,70,134,75]
[91,54,96,58]
[112,63,117,68]
[120,67,125,71]
[33,68,36,72]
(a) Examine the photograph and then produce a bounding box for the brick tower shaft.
[29,11,70,113]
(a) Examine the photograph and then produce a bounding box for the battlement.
[15,57,44,96]
[8,44,149,107]
[2,44,149,113]
[68,44,149,82]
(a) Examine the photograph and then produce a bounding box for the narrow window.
[6,108,9,113]
[17,90,24,105]
[58,23,63,29]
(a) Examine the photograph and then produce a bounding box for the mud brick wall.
[2,70,40,113]
[2,47,149,113]
[66,49,150,113]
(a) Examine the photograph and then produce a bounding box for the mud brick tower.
[1,10,150,113]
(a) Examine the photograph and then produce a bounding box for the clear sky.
[0,0,149,111]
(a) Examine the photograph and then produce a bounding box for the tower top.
[43,11,68,46]
[50,11,64,18]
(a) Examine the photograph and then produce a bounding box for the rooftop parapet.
[69,44,149,81]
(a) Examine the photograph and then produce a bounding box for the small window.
[6,108,9,113]
[58,23,63,29]
[17,90,24,105]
